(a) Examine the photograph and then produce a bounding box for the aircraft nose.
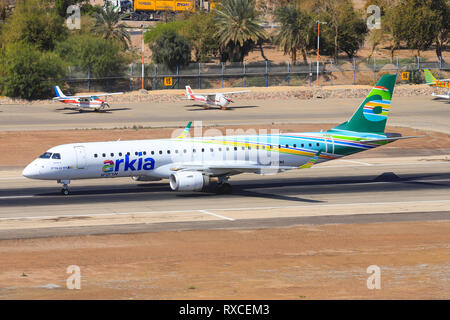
[22,161,40,179]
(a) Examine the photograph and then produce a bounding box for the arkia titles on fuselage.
[23,75,419,195]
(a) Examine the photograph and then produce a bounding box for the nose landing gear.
[58,179,71,195]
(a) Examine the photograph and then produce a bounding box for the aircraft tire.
[61,188,69,195]
[216,183,232,195]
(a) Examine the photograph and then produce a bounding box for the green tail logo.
[331,74,397,134]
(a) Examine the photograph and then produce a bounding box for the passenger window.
[183,149,187,153]
[175,150,179,154]
[143,151,147,155]
[167,150,171,154]
[286,144,289,148]
[52,153,61,159]
[202,148,205,152]
[193,149,196,153]
[94,154,98,158]
[110,153,114,157]
[309,143,312,147]
[293,144,297,148]
[234,147,237,151]
[39,152,52,159]
[316,143,320,147]
[159,150,162,154]
[301,144,304,148]
[127,152,130,156]
[119,152,122,156]
[151,151,154,155]
[135,152,138,155]
[102,153,106,157]
[218,148,222,151]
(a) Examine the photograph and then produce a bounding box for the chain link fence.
[64,57,450,94]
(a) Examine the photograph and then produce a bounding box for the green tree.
[273,4,314,63]
[0,42,65,99]
[55,34,132,77]
[150,30,191,71]
[0,0,67,51]
[180,12,220,62]
[92,3,131,49]
[213,0,268,62]
[144,20,188,46]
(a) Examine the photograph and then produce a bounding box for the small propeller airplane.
[53,86,124,112]
[182,86,250,110]
[423,69,450,99]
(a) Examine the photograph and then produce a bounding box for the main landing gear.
[215,176,232,194]
[58,179,71,195]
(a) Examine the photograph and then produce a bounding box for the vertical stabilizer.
[330,74,397,134]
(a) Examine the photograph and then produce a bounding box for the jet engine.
[169,171,209,191]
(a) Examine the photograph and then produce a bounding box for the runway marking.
[199,210,235,221]
[1,199,449,222]
[0,195,34,199]
[335,159,372,166]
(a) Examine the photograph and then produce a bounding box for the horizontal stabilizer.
[360,135,424,143]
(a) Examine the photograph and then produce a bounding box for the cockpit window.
[51,153,61,159]
[39,152,52,159]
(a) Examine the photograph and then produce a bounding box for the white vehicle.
[23,75,418,196]
[182,86,250,110]
[53,86,124,112]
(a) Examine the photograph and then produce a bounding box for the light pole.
[141,24,145,90]
[316,20,327,86]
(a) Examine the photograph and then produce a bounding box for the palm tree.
[213,0,268,62]
[273,4,313,64]
[92,3,131,49]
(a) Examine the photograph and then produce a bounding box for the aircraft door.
[325,135,334,154]
[74,146,87,169]
[79,98,90,109]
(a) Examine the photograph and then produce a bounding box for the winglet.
[300,150,322,169]
[176,121,192,139]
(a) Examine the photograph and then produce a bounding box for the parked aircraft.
[24,75,418,195]
[423,69,450,99]
[53,86,124,112]
[182,86,250,110]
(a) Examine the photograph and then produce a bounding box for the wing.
[191,90,251,96]
[64,92,124,99]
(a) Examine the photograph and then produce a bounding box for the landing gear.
[215,176,232,194]
[58,179,71,196]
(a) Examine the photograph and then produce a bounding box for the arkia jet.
[53,86,124,112]
[423,69,450,99]
[182,86,250,110]
[23,75,418,195]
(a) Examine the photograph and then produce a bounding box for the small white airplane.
[182,86,250,110]
[23,75,419,196]
[53,86,124,112]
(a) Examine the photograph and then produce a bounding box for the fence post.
[129,64,133,91]
[198,62,202,89]
[416,56,420,71]
[353,58,356,85]
[396,57,399,77]
[309,61,312,87]
[153,64,157,90]
[221,62,224,88]
[68,66,72,89]
[287,61,290,86]
[330,59,333,86]
[176,64,179,89]
[265,60,268,87]
[373,57,377,82]
[439,56,442,79]
[243,61,246,87]
[87,66,91,92]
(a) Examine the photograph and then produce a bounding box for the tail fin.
[423,69,437,85]
[330,74,397,134]
[185,86,193,99]
[54,86,66,98]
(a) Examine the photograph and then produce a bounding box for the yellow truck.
[107,0,216,21]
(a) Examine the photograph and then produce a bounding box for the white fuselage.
[22,134,336,182]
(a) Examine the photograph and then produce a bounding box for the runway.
[1,96,450,133]
[1,156,449,239]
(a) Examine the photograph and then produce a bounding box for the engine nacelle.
[169,171,209,191]
[131,176,162,182]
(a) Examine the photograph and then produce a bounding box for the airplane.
[23,74,420,195]
[423,69,450,99]
[53,86,124,112]
[182,86,250,110]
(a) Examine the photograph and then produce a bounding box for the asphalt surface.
[1,96,450,133]
[1,157,449,239]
